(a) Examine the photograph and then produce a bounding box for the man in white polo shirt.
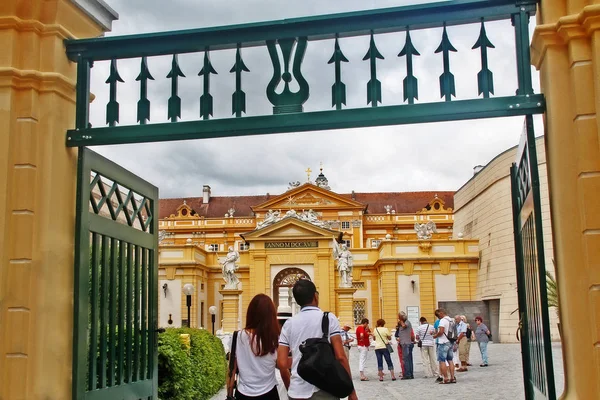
[277,279,358,400]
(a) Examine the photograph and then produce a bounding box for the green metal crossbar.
[65,0,541,146]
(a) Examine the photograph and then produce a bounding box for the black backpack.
[297,312,354,398]
[444,317,458,343]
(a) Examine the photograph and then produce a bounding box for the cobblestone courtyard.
[212,343,564,400]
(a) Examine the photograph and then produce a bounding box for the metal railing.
[66,0,542,146]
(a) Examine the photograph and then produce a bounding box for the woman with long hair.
[228,294,281,399]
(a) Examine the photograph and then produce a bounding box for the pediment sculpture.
[256,209,327,229]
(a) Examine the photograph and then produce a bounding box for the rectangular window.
[239,242,249,251]
[200,283,205,291]
[342,239,351,248]
[371,239,381,248]
[208,243,219,252]
[353,300,366,326]
[341,221,350,230]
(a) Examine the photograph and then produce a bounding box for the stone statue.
[220,246,240,289]
[415,221,437,240]
[333,239,353,288]
[257,209,281,229]
[288,181,301,190]
[299,209,326,228]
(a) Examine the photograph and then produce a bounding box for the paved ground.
[212,343,564,399]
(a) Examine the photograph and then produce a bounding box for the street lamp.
[182,284,195,328]
[208,305,217,335]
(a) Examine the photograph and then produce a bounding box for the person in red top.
[356,318,371,381]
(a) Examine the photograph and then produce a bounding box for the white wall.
[398,275,420,319]
[435,274,457,303]
[159,279,181,327]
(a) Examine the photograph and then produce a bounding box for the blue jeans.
[375,348,394,371]
[436,342,453,362]
[401,343,414,378]
[478,341,489,364]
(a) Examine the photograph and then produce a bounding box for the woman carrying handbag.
[373,319,397,382]
[227,294,281,399]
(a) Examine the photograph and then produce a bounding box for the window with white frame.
[341,221,351,230]
[371,239,381,248]
[342,239,351,248]
[239,242,249,251]
[208,243,219,252]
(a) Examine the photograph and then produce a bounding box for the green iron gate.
[73,148,159,400]
[66,0,554,398]
[511,115,556,400]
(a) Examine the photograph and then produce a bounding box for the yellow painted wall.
[532,1,600,397]
[0,1,110,398]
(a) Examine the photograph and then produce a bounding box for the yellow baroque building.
[157,176,479,334]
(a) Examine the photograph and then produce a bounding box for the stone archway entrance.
[272,267,311,312]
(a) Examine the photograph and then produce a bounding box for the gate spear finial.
[363,31,384,107]
[167,54,185,122]
[328,35,349,110]
[136,57,154,125]
[435,23,457,102]
[230,44,250,117]
[199,47,218,120]
[398,27,420,105]
[472,20,495,99]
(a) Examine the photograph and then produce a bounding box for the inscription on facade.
[265,241,318,249]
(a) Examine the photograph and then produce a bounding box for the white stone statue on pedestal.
[333,239,353,288]
[220,246,240,289]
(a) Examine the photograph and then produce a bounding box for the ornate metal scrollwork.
[266,37,309,114]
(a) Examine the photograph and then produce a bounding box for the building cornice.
[531,5,600,68]
[70,0,119,32]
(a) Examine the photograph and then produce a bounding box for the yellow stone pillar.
[219,289,242,333]
[532,1,600,397]
[379,264,398,324]
[0,1,115,399]
[335,287,357,327]
[316,252,332,312]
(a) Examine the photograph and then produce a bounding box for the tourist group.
[225,279,492,400]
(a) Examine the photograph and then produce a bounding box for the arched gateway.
[272,267,311,311]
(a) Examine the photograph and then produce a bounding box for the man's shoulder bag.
[226,330,239,400]
[298,312,354,398]
[417,324,429,348]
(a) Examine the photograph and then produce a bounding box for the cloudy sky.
[90,0,543,199]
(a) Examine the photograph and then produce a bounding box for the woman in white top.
[228,294,281,399]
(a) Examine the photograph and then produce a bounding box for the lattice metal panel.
[351,281,365,289]
[353,300,366,325]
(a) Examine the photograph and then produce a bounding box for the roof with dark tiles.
[159,190,454,219]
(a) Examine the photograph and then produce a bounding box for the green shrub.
[158,328,227,400]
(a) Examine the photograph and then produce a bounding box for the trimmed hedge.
[158,328,227,400]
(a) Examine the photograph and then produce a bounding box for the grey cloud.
[92,0,543,199]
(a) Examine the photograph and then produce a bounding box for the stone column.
[379,264,398,324]
[219,289,242,333]
[0,1,115,399]
[335,287,357,327]
[532,1,600,397]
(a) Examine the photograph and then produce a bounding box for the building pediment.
[241,216,342,242]
[252,183,365,212]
